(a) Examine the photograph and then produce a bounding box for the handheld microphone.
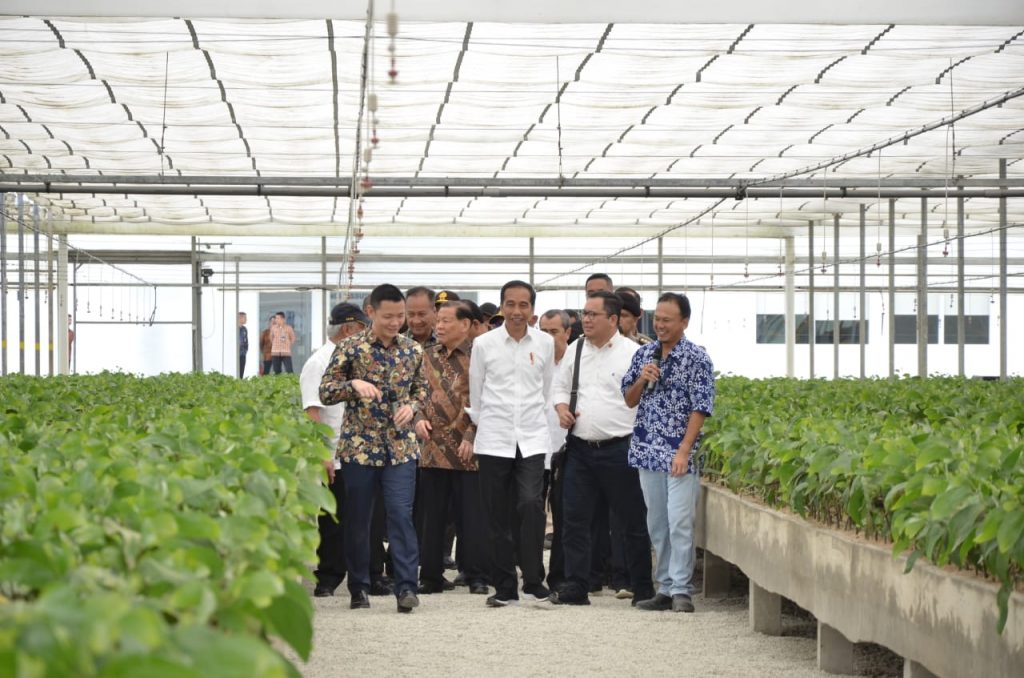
[645,347,662,392]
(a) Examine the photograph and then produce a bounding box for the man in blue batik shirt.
[621,292,714,614]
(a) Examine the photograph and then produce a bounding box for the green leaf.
[263,580,314,660]
[99,655,197,678]
[996,510,1024,554]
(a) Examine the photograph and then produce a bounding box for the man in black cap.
[300,301,370,597]
[616,289,653,345]
[478,302,498,325]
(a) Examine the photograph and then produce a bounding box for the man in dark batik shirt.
[320,284,427,614]
[414,301,490,595]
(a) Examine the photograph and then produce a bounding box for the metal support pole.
[917,197,928,377]
[999,159,1008,379]
[528,237,535,286]
[235,256,241,377]
[833,214,840,379]
[785,237,795,377]
[859,205,866,378]
[17,193,25,374]
[46,211,54,375]
[57,235,68,375]
[33,204,40,376]
[321,236,328,328]
[957,189,965,376]
[808,221,815,379]
[0,192,6,376]
[191,236,203,373]
[888,199,896,378]
[657,236,664,295]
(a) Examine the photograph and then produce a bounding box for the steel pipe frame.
[0,192,6,376]
[8,174,1024,189]
[5,184,1024,200]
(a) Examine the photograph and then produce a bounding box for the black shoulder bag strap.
[567,338,585,427]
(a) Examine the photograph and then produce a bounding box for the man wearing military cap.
[300,301,370,597]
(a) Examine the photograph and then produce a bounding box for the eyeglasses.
[581,311,608,319]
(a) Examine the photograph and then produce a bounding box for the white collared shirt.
[545,353,569,469]
[469,324,555,458]
[553,331,639,441]
[299,340,346,451]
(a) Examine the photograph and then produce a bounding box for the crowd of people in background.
[283,275,714,615]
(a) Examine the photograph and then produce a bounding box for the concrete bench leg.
[817,622,856,674]
[903,659,940,678]
[702,551,731,598]
[749,580,782,635]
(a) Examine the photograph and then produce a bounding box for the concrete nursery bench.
[696,484,1024,678]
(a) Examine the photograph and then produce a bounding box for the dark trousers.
[477,450,546,599]
[342,461,418,597]
[561,435,653,598]
[419,468,488,586]
[261,359,272,376]
[370,488,389,578]
[314,471,346,589]
[238,354,246,378]
[544,468,566,590]
[271,355,293,374]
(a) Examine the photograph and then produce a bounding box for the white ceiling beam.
[5,0,1024,25]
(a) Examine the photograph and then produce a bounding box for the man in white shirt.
[469,280,555,607]
[299,302,369,597]
[551,291,655,606]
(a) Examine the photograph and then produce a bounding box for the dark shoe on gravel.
[397,590,420,613]
[369,577,394,596]
[314,584,335,598]
[635,593,672,611]
[551,590,591,606]
[672,593,695,613]
[521,583,551,602]
[486,593,518,607]
[417,581,445,594]
[350,591,370,609]
[469,582,489,595]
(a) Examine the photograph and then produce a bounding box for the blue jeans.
[638,468,700,597]
[342,460,419,597]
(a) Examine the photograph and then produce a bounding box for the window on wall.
[894,314,939,344]
[756,315,865,344]
[815,320,868,344]
[756,314,811,344]
[942,315,990,344]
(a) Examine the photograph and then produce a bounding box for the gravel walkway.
[300,587,849,678]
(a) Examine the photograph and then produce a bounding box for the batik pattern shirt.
[621,337,715,474]
[415,339,477,471]
[319,328,427,466]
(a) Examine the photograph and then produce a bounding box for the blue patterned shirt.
[620,337,715,474]
[319,328,427,466]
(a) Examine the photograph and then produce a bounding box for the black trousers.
[477,450,546,598]
[561,435,653,599]
[314,471,346,589]
[271,355,293,374]
[544,468,566,590]
[419,467,488,586]
[238,354,246,378]
[261,359,272,376]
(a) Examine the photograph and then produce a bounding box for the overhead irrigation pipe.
[7,175,1024,189]
[3,184,1023,199]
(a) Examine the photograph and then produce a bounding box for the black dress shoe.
[417,581,445,594]
[442,576,455,591]
[369,578,394,596]
[635,593,672,611]
[313,584,335,598]
[468,582,489,595]
[397,590,420,614]
[350,591,370,609]
[452,572,468,587]
[551,591,591,606]
[443,556,457,570]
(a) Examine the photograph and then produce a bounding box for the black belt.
[568,433,631,449]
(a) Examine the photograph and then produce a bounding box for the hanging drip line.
[876,149,883,267]
[556,55,564,182]
[821,173,828,274]
[537,197,729,287]
[716,221,1021,290]
[159,51,170,176]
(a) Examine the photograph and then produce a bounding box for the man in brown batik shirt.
[414,301,490,595]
